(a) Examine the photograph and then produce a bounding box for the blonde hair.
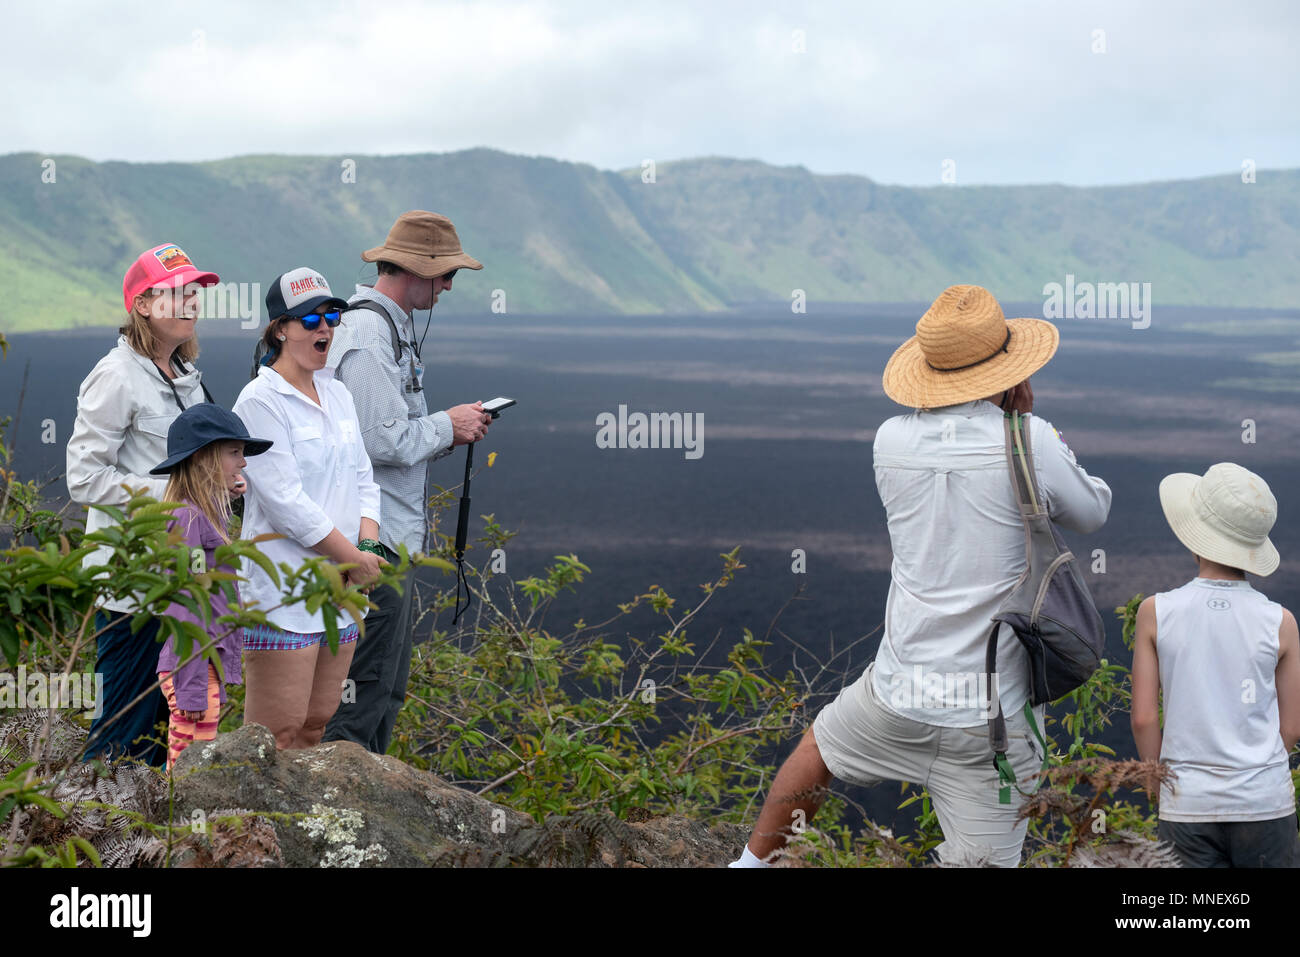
[163,443,232,543]
[121,290,200,365]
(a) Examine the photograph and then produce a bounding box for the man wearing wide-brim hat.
[322,210,493,754]
[732,284,1113,868]
[1130,463,1300,867]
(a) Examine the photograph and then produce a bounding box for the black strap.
[927,328,1011,372]
[985,620,1007,743]
[348,299,412,364]
[154,356,212,412]
[348,298,422,394]
[987,409,1044,765]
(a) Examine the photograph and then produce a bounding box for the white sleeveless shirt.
[1156,578,1294,822]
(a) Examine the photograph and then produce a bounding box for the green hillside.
[1,149,1296,332]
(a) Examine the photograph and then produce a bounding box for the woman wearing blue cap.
[149,404,272,770]
[233,268,385,751]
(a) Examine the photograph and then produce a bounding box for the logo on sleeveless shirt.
[1206,597,1231,611]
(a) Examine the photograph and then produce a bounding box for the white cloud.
[1,0,1296,185]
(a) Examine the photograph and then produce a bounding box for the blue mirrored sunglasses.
[297,311,342,331]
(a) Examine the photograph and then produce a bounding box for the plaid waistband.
[243,622,360,651]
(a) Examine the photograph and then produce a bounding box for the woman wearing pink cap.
[66,243,222,766]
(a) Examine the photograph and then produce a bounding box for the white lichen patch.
[320,842,388,868]
[323,786,339,801]
[298,803,363,843]
[201,743,217,761]
[297,804,388,868]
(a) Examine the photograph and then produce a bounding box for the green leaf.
[319,562,344,594]
[322,610,339,654]
[234,542,281,589]
[0,621,18,665]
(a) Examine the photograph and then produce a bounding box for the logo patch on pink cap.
[153,245,195,272]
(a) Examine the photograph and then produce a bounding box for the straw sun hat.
[882,285,1060,409]
[1159,464,1280,576]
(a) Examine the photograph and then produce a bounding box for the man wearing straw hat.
[731,284,1112,867]
[322,210,493,754]
[1131,464,1300,867]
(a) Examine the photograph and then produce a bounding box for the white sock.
[727,845,771,868]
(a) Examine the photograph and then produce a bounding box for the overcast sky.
[4,0,1296,186]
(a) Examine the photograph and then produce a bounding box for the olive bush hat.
[151,403,272,474]
[361,210,483,279]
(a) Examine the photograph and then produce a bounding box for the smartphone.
[482,397,517,418]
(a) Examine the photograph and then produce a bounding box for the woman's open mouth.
[313,335,330,354]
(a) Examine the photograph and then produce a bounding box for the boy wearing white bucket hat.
[1131,463,1300,867]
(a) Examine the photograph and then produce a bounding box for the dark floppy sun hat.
[150,403,272,475]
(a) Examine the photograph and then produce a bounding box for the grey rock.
[171,724,747,867]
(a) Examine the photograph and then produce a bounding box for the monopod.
[452,397,516,624]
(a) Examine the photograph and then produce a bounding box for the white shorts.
[812,662,1044,867]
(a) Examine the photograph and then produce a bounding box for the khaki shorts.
[812,662,1044,867]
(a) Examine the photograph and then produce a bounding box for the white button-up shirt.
[233,365,382,634]
[869,400,1112,727]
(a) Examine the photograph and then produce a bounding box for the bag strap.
[989,612,1050,804]
[985,621,1012,800]
[992,701,1051,805]
[987,410,1052,803]
[988,413,1032,771]
[348,299,405,365]
[1004,410,1041,512]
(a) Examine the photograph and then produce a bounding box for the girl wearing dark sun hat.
[149,403,270,770]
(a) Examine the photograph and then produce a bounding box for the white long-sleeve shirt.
[66,335,210,614]
[233,365,382,634]
[870,400,1113,727]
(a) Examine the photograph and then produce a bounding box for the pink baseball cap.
[122,243,220,313]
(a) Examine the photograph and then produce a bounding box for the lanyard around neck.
[154,356,214,412]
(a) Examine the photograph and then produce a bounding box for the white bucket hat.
[1158,463,1280,576]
